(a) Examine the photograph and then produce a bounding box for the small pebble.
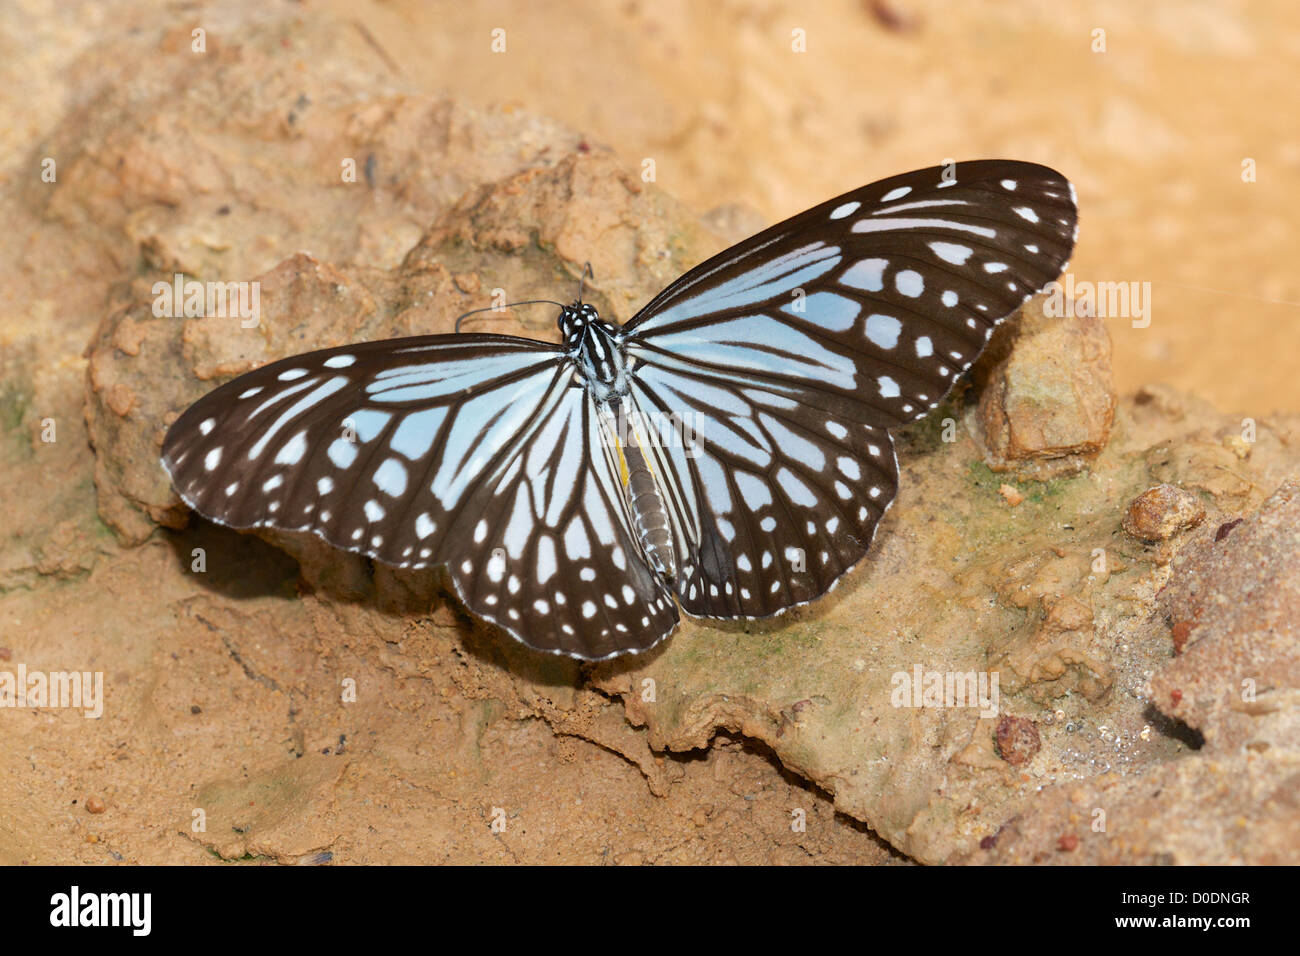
[1214,518,1243,542]
[999,483,1024,506]
[1122,484,1205,541]
[85,796,106,814]
[995,716,1041,766]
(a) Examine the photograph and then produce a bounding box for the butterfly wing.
[621,159,1078,617]
[162,334,677,659]
[623,372,900,619]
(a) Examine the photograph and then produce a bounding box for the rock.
[973,297,1116,480]
[957,477,1300,865]
[994,717,1041,766]
[1152,478,1300,749]
[1121,483,1206,541]
[990,557,1113,703]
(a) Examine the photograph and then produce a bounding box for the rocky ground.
[2,3,1297,865]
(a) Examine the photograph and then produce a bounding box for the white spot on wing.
[929,242,973,265]
[486,550,505,583]
[781,292,860,330]
[894,270,923,297]
[373,458,408,497]
[853,217,995,238]
[864,314,901,349]
[775,467,816,507]
[840,258,888,292]
[536,535,557,584]
[327,438,357,469]
[275,431,308,466]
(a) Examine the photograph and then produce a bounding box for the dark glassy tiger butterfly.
[163,160,1078,660]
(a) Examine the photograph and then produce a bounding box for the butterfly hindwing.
[626,372,899,617]
[440,386,679,659]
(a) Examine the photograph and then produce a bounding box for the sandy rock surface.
[80,144,1300,864]
[4,5,1298,866]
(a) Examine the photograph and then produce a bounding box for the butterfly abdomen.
[625,443,676,581]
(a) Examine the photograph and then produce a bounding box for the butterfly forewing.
[625,160,1077,428]
[163,336,560,550]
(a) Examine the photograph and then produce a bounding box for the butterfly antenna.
[577,262,595,303]
[454,299,566,333]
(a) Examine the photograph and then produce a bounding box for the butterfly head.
[558,302,616,349]
[561,301,629,400]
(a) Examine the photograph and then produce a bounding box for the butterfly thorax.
[561,303,630,403]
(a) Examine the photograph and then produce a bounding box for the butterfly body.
[162,160,1079,660]
[563,302,678,580]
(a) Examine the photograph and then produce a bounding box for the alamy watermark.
[152,272,260,327]
[1043,273,1152,328]
[0,664,104,718]
[600,404,703,459]
[890,665,999,718]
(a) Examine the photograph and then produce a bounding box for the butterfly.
[162,160,1078,661]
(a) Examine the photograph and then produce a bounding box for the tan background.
[5,1,1296,413]
[308,0,1300,417]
